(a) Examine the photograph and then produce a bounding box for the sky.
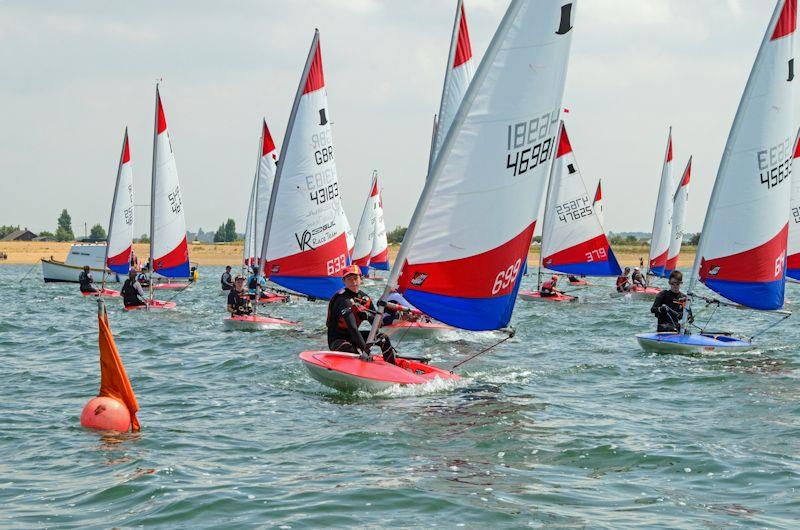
[0,0,789,238]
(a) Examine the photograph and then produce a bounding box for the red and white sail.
[431,0,475,163]
[647,129,674,278]
[352,173,380,274]
[787,128,800,280]
[665,157,691,276]
[259,31,349,300]
[105,129,134,276]
[150,85,190,278]
[540,122,621,277]
[340,201,355,257]
[244,119,278,268]
[370,178,390,271]
[377,0,576,331]
[691,0,795,310]
[592,179,604,227]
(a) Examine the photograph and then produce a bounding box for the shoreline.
[0,241,697,269]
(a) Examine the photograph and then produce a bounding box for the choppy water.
[1,264,798,529]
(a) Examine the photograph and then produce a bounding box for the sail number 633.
[326,254,347,276]
[491,258,522,295]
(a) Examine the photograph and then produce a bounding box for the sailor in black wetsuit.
[78,265,98,293]
[227,275,253,316]
[121,269,147,307]
[220,266,234,291]
[651,270,693,332]
[326,265,394,363]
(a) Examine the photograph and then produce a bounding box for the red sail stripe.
[453,3,473,68]
[700,225,788,283]
[772,0,797,40]
[122,134,131,164]
[262,120,276,156]
[156,92,167,134]
[303,41,325,94]
[556,124,572,158]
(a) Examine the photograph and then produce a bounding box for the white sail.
[689,0,795,311]
[665,157,691,276]
[647,129,674,278]
[352,173,379,274]
[150,84,190,278]
[105,129,134,276]
[787,128,800,280]
[370,177,390,271]
[375,0,577,331]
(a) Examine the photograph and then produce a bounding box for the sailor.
[220,266,234,291]
[121,269,147,307]
[567,275,581,283]
[130,251,139,271]
[247,266,267,295]
[539,275,561,297]
[616,267,632,292]
[227,275,253,316]
[651,270,693,332]
[326,265,395,363]
[381,289,419,326]
[631,267,646,288]
[136,265,151,288]
[78,265,98,293]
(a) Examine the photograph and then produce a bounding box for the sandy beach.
[0,241,696,269]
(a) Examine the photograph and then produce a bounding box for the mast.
[148,84,159,303]
[536,119,564,290]
[102,127,128,290]
[258,30,320,278]
[243,124,264,273]
[367,0,527,344]
[425,114,438,179]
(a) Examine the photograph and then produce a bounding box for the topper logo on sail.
[506,109,558,177]
[410,272,428,286]
[757,136,792,189]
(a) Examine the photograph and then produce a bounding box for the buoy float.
[80,396,132,431]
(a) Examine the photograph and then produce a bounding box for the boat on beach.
[42,244,121,284]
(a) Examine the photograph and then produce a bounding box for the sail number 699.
[491,259,522,295]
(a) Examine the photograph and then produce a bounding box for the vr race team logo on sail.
[757,136,792,189]
[505,109,559,177]
[294,219,338,252]
[556,195,593,224]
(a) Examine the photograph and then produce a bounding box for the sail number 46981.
[491,259,522,295]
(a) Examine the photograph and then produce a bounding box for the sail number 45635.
[491,259,522,295]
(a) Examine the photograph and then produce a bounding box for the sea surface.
[1,265,798,529]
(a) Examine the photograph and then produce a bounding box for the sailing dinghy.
[366,177,390,280]
[89,129,136,298]
[644,128,676,288]
[301,0,577,391]
[141,84,189,308]
[637,0,795,354]
[520,121,621,302]
[664,157,692,276]
[352,172,380,276]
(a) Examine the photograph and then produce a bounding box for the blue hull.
[635,332,754,354]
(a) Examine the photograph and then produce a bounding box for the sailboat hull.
[518,290,578,302]
[223,314,299,331]
[300,351,459,393]
[636,332,754,354]
[610,286,660,300]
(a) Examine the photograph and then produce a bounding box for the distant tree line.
[387,226,406,244]
[214,219,239,243]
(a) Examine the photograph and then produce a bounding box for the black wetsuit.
[651,289,693,332]
[220,271,233,291]
[326,288,394,361]
[227,289,252,315]
[121,279,146,307]
[79,271,98,293]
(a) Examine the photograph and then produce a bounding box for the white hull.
[222,316,299,331]
[42,259,121,284]
[636,333,756,355]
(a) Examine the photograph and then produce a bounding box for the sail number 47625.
[491,259,522,295]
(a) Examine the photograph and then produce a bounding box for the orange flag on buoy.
[97,301,140,431]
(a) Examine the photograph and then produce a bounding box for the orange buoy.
[80,396,131,431]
